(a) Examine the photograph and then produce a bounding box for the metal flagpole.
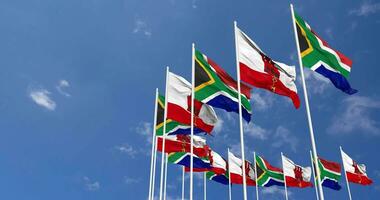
[310,150,320,200]
[151,136,158,200]
[182,166,185,200]
[190,43,195,200]
[204,172,207,200]
[228,148,232,200]
[148,89,159,200]
[253,152,259,200]
[164,154,168,200]
[233,20,248,200]
[340,146,353,200]
[159,67,170,200]
[281,152,289,200]
[289,4,325,200]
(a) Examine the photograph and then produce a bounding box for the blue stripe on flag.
[315,65,358,95]
[176,154,212,169]
[263,179,284,187]
[207,95,251,122]
[322,179,341,190]
[210,175,229,185]
[168,127,203,135]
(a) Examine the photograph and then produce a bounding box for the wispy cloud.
[349,1,380,16]
[271,126,298,152]
[133,19,152,37]
[302,69,330,94]
[261,187,292,197]
[250,92,274,111]
[191,0,198,9]
[124,176,141,184]
[244,123,269,140]
[56,79,71,97]
[83,176,100,191]
[328,96,380,135]
[136,122,153,143]
[29,88,56,111]
[114,143,138,158]
[213,118,224,134]
[324,27,333,39]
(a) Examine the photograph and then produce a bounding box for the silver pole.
[149,89,159,200]
[190,43,195,200]
[228,148,232,200]
[289,4,324,200]
[309,150,320,200]
[253,152,259,200]
[281,152,289,200]
[340,146,353,200]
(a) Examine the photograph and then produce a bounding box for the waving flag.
[156,94,202,136]
[255,155,284,187]
[185,150,227,174]
[293,11,357,94]
[168,152,211,171]
[157,135,209,157]
[207,171,229,185]
[228,152,256,186]
[236,27,300,108]
[282,155,312,188]
[194,49,252,122]
[341,149,373,185]
[317,157,342,190]
[167,72,218,134]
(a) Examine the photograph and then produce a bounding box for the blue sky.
[0,0,379,199]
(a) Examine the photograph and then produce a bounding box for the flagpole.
[228,148,232,200]
[204,172,207,200]
[148,88,159,200]
[290,4,325,200]
[164,153,168,200]
[310,150,320,200]
[190,42,195,200]
[253,152,259,200]
[159,67,170,200]
[182,166,185,200]
[340,146,353,200]
[233,20,248,200]
[151,135,158,200]
[281,152,289,200]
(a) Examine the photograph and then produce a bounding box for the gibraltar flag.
[282,155,312,188]
[167,72,218,134]
[185,150,227,175]
[157,135,209,157]
[228,151,256,186]
[341,149,373,185]
[236,27,300,108]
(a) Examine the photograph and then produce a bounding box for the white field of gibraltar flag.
[341,149,373,185]
[282,155,312,188]
[228,152,256,186]
[166,72,218,134]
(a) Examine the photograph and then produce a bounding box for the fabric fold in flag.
[228,152,256,186]
[156,135,210,157]
[341,149,373,185]
[194,49,252,122]
[317,157,342,190]
[236,27,300,109]
[255,155,284,187]
[294,11,357,95]
[168,152,212,171]
[167,72,218,134]
[206,171,229,185]
[282,155,312,188]
[185,150,227,175]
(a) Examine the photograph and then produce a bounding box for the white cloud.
[29,88,56,111]
[191,0,197,8]
[324,27,333,39]
[251,92,274,111]
[56,79,71,97]
[133,19,152,37]
[213,118,224,134]
[271,126,298,152]
[350,1,380,16]
[83,176,100,191]
[136,122,153,143]
[261,187,292,197]
[124,177,141,184]
[328,96,380,135]
[244,123,269,140]
[302,69,330,94]
[115,143,138,158]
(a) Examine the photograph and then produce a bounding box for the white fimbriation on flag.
[309,151,320,200]
[228,149,232,200]
[190,43,195,200]
[253,152,259,200]
[233,20,248,200]
[290,4,325,200]
[340,146,353,200]
[148,89,159,200]
[159,67,170,200]
[281,153,289,200]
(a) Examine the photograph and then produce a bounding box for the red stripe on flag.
[240,63,300,109]
[346,172,373,185]
[285,176,312,188]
